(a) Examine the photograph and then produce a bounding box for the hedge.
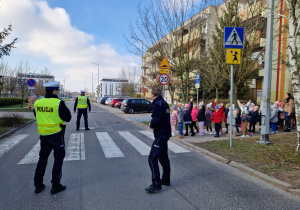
[0,97,28,106]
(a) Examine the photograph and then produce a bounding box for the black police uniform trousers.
[76,108,88,129]
[148,137,170,187]
[34,130,65,188]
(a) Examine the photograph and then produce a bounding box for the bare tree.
[126,0,218,103]
[200,0,267,104]
[40,67,52,76]
[119,65,139,97]
[34,83,45,97]
[16,61,32,106]
[282,0,300,154]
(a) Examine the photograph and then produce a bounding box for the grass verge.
[0,103,31,112]
[194,133,300,188]
[0,118,32,136]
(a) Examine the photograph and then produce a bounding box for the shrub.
[0,97,27,106]
[0,113,24,127]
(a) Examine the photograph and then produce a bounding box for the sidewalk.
[0,111,35,119]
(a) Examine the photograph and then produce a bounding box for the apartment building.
[99,78,130,98]
[1,73,55,97]
[142,0,299,104]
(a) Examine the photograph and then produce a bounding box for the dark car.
[100,97,108,104]
[121,98,152,114]
[110,98,124,107]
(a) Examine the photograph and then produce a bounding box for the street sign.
[195,74,200,84]
[159,74,170,85]
[159,57,171,69]
[27,79,36,87]
[226,49,241,64]
[195,74,200,88]
[224,27,244,49]
[160,69,169,74]
[28,86,35,90]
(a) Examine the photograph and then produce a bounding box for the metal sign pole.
[197,89,199,107]
[257,0,274,145]
[230,65,233,147]
[163,85,165,98]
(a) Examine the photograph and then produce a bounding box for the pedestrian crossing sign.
[224,27,244,49]
[226,49,241,64]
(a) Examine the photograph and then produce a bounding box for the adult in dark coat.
[145,87,171,193]
[182,98,194,136]
[248,106,260,134]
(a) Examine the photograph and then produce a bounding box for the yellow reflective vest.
[35,98,65,135]
[77,96,88,108]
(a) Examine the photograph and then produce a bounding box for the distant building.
[99,78,129,97]
[16,73,55,97]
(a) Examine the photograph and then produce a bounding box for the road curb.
[0,119,35,140]
[172,137,300,198]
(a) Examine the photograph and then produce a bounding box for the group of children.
[170,98,289,139]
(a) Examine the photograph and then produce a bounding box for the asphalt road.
[0,101,299,210]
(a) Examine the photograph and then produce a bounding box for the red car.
[114,101,123,109]
[110,98,124,107]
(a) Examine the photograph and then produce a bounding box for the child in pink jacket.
[191,104,199,133]
[170,104,178,136]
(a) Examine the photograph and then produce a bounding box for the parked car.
[73,96,78,101]
[105,98,113,105]
[121,98,152,114]
[100,97,108,104]
[110,98,124,107]
[114,101,122,109]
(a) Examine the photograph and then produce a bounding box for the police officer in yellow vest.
[33,81,71,194]
[74,90,91,130]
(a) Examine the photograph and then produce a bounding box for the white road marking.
[65,133,85,161]
[118,131,150,155]
[0,134,29,158]
[96,132,125,158]
[139,131,190,153]
[18,140,40,164]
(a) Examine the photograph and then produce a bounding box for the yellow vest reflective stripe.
[77,96,88,108]
[34,98,65,135]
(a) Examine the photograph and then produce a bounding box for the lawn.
[0,118,32,135]
[0,103,31,112]
[194,133,300,188]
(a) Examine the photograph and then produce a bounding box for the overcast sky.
[0,0,142,92]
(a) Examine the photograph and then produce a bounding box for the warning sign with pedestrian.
[224,27,244,49]
[226,49,241,64]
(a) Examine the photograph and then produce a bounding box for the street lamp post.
[60,77,68,98]
[91,62,100,99]
[87,71,94,98]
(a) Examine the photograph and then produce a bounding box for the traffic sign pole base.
[257,134,274,145]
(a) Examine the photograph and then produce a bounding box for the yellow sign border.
[159,57,171,69]
[226,49,241,64]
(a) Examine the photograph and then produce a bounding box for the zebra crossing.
[0,131,190,165]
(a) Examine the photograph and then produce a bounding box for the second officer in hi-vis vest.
[74,90,91,130]
[33,81,71,194]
